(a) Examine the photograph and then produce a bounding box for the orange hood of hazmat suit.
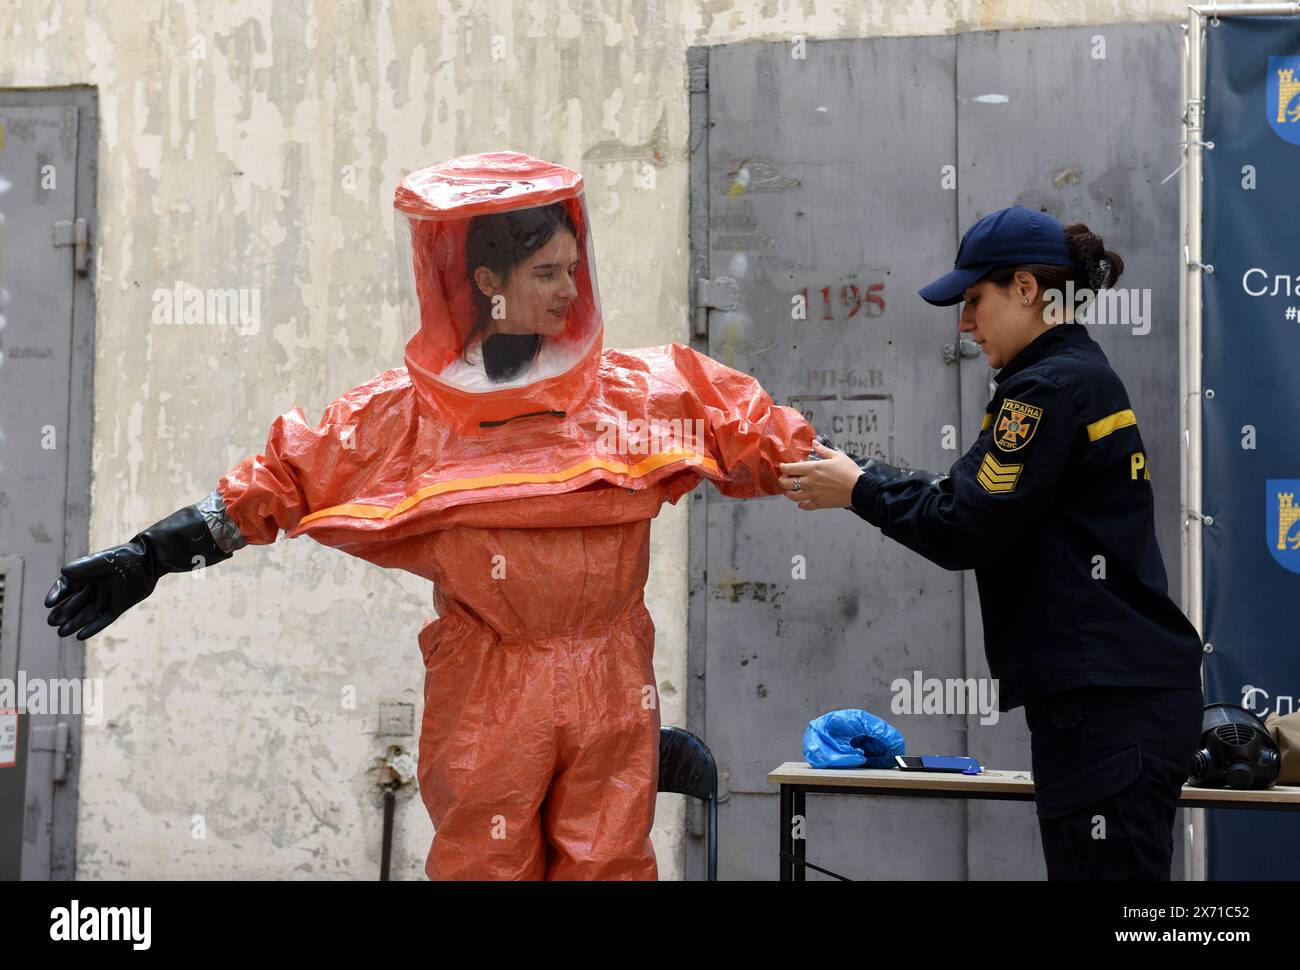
[213,152,814,879]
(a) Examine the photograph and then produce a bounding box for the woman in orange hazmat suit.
[44,151,815,879]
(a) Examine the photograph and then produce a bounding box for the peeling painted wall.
[0,0,1210,879]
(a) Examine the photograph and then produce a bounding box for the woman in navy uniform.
[780,206,1205,880]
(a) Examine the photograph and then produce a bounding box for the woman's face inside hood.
[468,206,581,342]
[397,198,603,397]
[394,154,604,424]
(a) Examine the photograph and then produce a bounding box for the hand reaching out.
[778,439,864,511]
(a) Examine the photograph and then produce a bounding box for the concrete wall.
[0,0,1209,879]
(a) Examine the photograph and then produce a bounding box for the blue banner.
[1202,16,1300,880]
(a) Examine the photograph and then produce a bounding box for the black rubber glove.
[806,432,836,460]
[44,504,234,640]
[808,432,947,517]
[852,457,948,489]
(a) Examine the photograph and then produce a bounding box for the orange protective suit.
[214,153,813,879]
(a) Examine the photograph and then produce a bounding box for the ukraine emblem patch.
[1267,480,1300,574]
[994,398,1042,453]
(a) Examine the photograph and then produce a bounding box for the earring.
[1022,298,1028,305]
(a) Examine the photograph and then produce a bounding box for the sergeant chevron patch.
[977,451,1023,494]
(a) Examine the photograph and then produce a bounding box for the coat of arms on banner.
[1267,56,1300,146]
[1267,480,1300,573]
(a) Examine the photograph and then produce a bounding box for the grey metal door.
[953,22,1185,882]
[0,91,97,880]
[688,25,1183,880]
[688,37,968,881]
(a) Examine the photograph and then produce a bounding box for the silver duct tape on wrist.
[196,488,248,553]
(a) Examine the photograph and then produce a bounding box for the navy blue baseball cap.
[918,206,1078,307]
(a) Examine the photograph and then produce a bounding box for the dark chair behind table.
[658,726,718,881]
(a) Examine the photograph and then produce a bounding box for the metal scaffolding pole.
[1177,0,1300,882]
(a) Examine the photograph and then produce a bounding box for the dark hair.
[983,222,1125,302]
[463,202,578,354]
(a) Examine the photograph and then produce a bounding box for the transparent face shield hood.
[394,154,604,397]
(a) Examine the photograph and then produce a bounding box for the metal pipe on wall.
[1179,4,1208,884]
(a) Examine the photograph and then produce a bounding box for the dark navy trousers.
[1024,685,1204,880]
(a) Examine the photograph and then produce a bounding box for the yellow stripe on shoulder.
[1087,408,1137,442]
[981,413,993,431]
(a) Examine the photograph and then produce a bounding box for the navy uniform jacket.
[850,323,1204,711]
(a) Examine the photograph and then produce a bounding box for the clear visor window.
[396,196,602,392]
